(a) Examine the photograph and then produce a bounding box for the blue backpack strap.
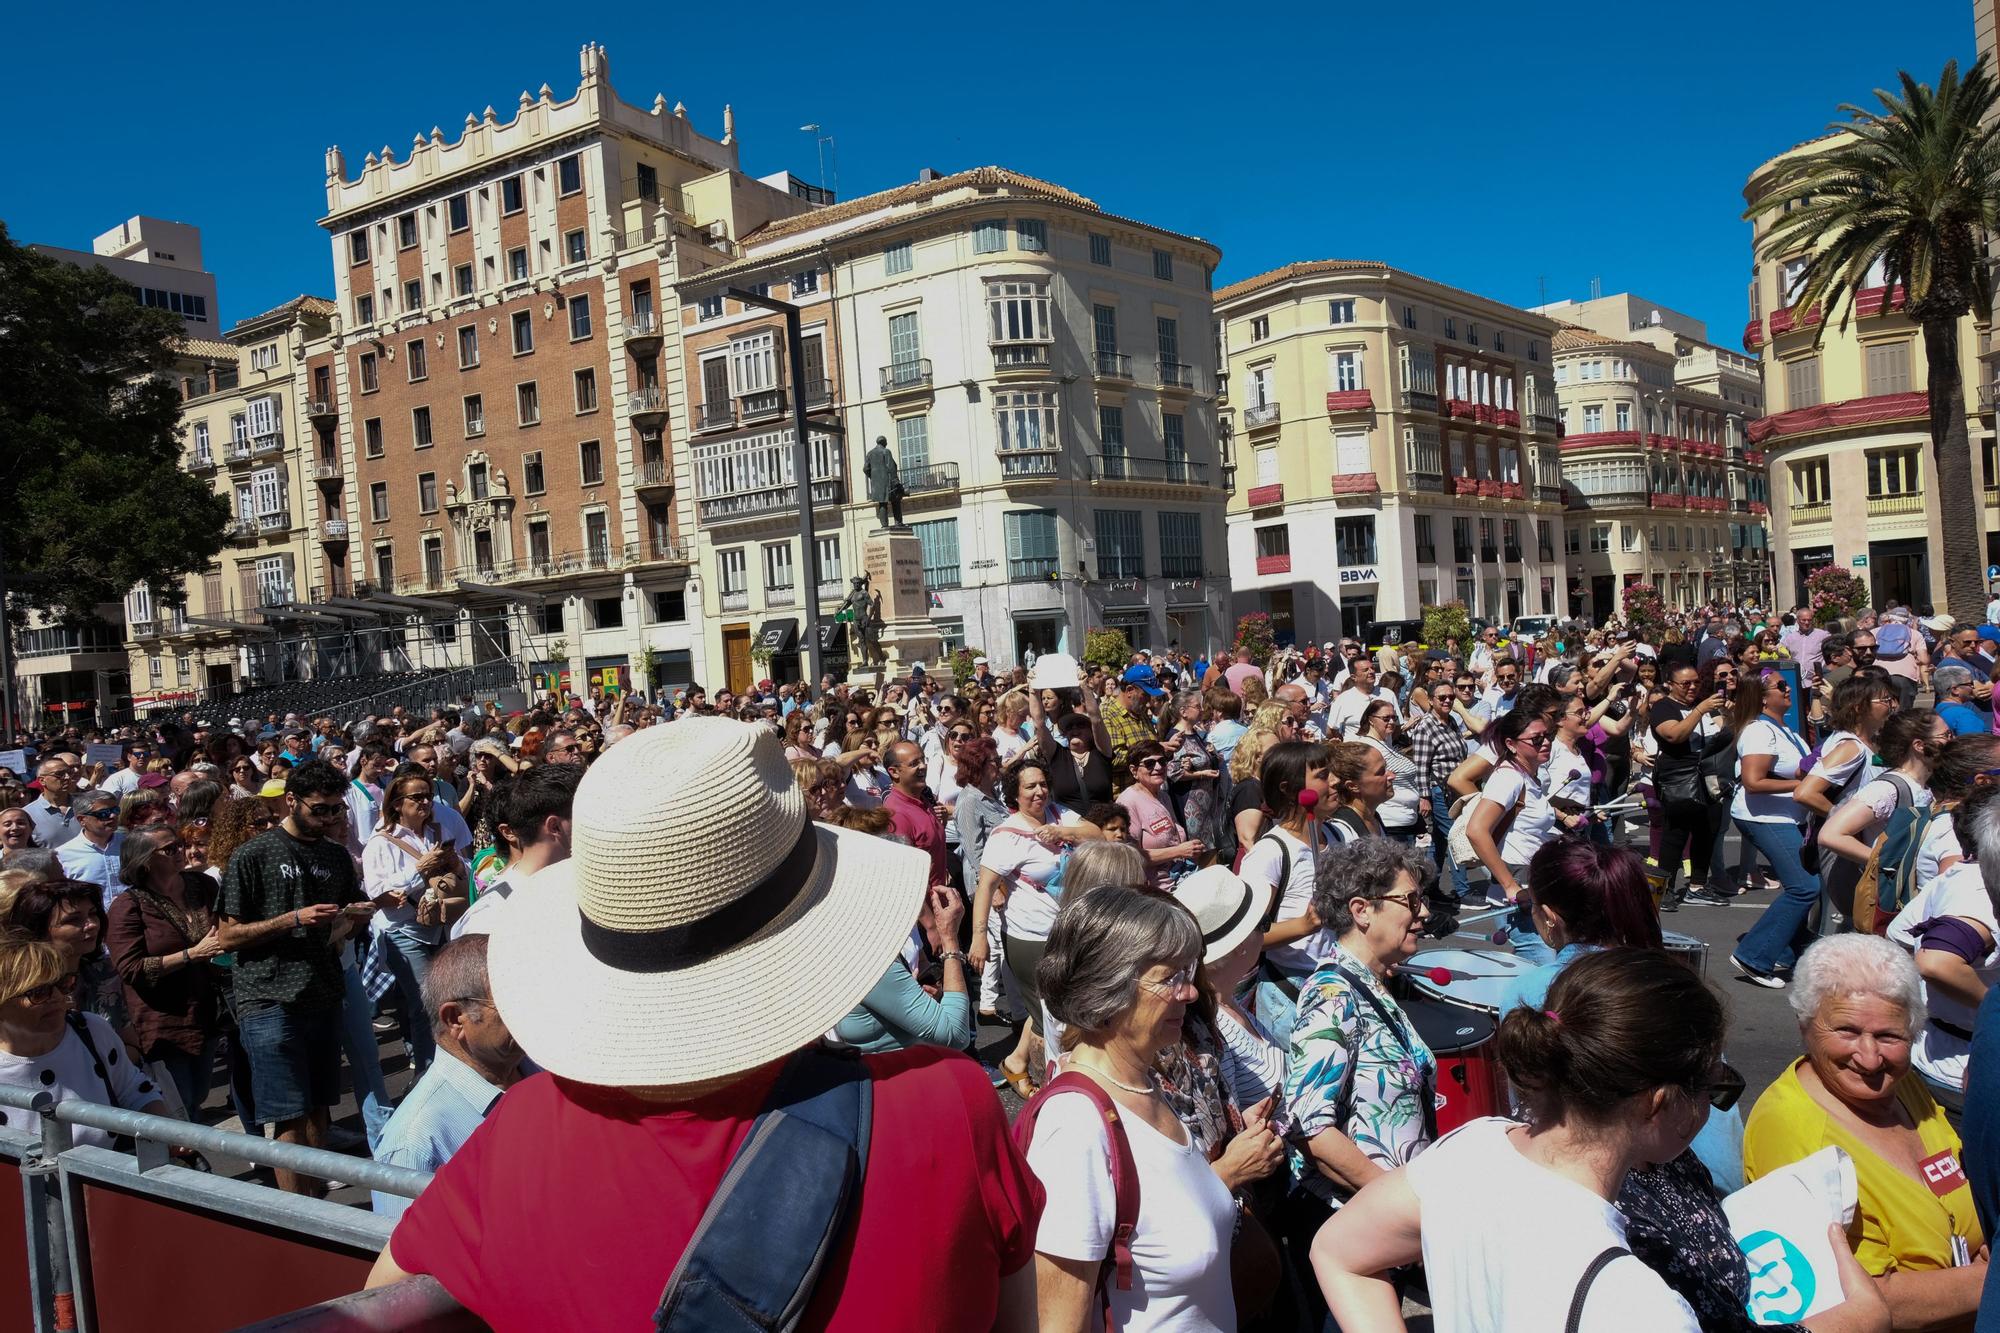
[654,1047,873,1333]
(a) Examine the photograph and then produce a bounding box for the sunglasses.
[249,813,275,827]
[14,973,78,1006]
[1517,733,1552,747]
[1135,758,1167,770]
[81,808,118,821]
[301,801,345,819]
[1701,1061,1746,1113]
[155,843,187,857]
[947,730,976,741]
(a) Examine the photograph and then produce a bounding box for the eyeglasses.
[13,973,78,1006]
[1700,1061,1746,1112]
[1369,890,1428,916]
[400,791,434,804]
[249,813,275,828]
[155,843,187,857]
[1140,967,1197,998]
[301,801,344,819]
[80,808,118,822]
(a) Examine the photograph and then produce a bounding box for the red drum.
[1399,996,1503,1133]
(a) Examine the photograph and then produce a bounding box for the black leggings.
[1655,793,1718,889]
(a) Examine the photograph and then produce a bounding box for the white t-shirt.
[980,806,1082,941]
[1916,816,1962,887]
[1888,861,2000,1091]
[1729,718,1810,824]
[0,1014,163,1150]
[1405,1117,1700,1333]
[1478,765,1555,867]
[1547,739,1592,808]
[993,726,1029,765]
[843,765,892,809]
[1026,1088,1238,1333]
[1328,687,1396,739]
[1813,730,1873,805]
[1843,775,1932,840]
[1240,826,1326,975]
[1357,735,1424,831]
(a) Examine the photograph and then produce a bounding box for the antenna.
[799,124,838,199]
[1590,275,1602,300]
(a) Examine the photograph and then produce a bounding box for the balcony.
[800,377,833,409]
[1529,411,1562,436]
[1330,471,1381,497]
[926,564,962,590]
[1454,544,1474,564]
[1325,389,1374,414]
[1446,398,1477,420]
[319,519,348,543]
[622,311,662,349]
[1000,448,1062,479]
[901,462,961,497]
[1244,402,1281,430]
[740,387,787,423]
[307,398,337,419]
[1567,489,1651,511]
[1743,318,1765,351]
[1750,500,1769,516]
[1401,389,1440,414]
[310,459,341,483]
[1476,480,1499,498]
[625,539,691,567]
[697,400,737,433]
[1009,556,1060,582]
[1246,483,1285,508]
[1867,491,1925,518]
[1480,544,1499,562]
[1559,430,1643,453]
[1791,500,1832,525]
[1854,285,1907,319]
[1452,477,1479,496]
[1254,553,1293,576]
[1416,544,1437,563]
[224,520,259,544]
[993,342,1052,373]
[880,358,933,396]
[1090,456,1209,486]
[1408,470,1444,494]
[1503,544,1523,563]
[188,451,216,474]
[1651,493,1685,509]
[1536,483,1567,504]
[628,387,667,421]
[1094,350,1133,380]
[1157,360,1199,393]
[633,458,674,495]
[1497,482,1524,500]
[1539,545,1556,563]
[693,429,846,525]
[721,589,749,612]
[766,585,798,608]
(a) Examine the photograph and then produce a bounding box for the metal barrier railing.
[0,1085,435,1333]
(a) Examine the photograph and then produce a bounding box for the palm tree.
[1745,58,2000,617]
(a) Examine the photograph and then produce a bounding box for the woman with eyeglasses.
[1353,699,1423,843]
[0,935,170,1149]
[1729,668,1823,988]
[105,826,225,1114]
[226,758,262,800]
[1464,706,1566,964]
[1118,740,1201,891]
[362,772,467,1073]
[1649,663,1732,911]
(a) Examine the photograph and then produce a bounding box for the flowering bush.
[1621,581,1668,642]
[1803,564,1870,619]
[1234,612,1276,665]
[1421,602,1470,651]
[948,646,985,688]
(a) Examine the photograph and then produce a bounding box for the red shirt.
[883,785,949,886]
[391,1046,1042,1331]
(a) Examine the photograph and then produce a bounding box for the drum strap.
[1328,962,1438,1143]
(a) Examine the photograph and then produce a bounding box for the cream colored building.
[1745,133,1991,614]
[124,298,340,715]
[1530,294,1770,616]
[1216,262,1565,644]
[676,167,1231,691]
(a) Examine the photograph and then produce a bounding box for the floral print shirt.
[1283,942,1437,1205]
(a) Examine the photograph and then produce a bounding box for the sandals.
[1001,1065,1036,1098]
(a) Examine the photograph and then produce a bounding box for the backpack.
[1852,776,1939,936]
[1447,786,1520,870]
[655,1047,872,1332]
[1010,1073,1139,1333]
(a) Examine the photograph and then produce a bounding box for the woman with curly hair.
[201,797,276,884]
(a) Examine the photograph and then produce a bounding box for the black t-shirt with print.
[218,827,361,1014]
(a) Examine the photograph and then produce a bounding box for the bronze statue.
[863,435,906,529]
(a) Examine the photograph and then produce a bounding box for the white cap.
[973,656,989,666]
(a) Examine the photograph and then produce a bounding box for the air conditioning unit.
[705,221,728,242]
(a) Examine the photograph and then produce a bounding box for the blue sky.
[2,0,1975,345]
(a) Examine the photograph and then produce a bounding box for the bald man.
[882,740,949,888]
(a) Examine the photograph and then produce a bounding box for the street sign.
[1988,564,1999,581]
[1851,554,1869,568]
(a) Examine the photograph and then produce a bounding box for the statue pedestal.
[847,530,939,683]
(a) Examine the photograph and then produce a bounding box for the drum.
[1397,947,1538,1015]
[1400,996,1502,1132]
[1663,928,1709,975]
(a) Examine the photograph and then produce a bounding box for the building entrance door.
[1868,539,1929,611]
[721,624,753,696]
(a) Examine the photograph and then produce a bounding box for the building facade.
[31,217,221,336]
[1745,133,1991,614]
[1532,294,1770,617]
[306,44,821,698]
[1217,263,1565,645]
[678,167,1232,691]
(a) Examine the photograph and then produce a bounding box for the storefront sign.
[1165,579,1204,605]
[1100,579,1146,604]
[1338,567,1379,586]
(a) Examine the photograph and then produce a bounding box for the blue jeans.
[237,1004,342,1125]
[380,924,438,1073]
[1731,819,1822,974]
[1507,899,1556,966]
[1430,785,1471,900]
[339,961,395,1150]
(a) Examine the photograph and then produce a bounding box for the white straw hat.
[1170,865,1272,966]
[486,716,927,1086]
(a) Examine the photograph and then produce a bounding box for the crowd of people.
[1,593,1999,1330]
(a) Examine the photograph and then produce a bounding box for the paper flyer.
[1721,1146,1858,1325]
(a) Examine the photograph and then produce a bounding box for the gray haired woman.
[1024,884,1276,1332]
[1164,689,1223,855]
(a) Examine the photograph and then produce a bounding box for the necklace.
[1074,1053,1157,1096]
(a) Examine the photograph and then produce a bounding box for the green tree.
[1421,601,1471,651]
[1081,628,1130,674]
[0,222,230,624]
[1744,59,2000,616]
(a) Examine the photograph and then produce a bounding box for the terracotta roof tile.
[751,166,1098,243]
[228,294,337,336]
[173,337,238,360]
[1214,260,1385,304]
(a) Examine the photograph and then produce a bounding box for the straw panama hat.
[1170,865,1272,966]
[486,716,927,1087]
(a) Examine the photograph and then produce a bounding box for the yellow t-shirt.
[1743,1058,1982,1276]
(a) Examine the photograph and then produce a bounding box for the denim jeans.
[1429,785,1471,900]
[379,924,438,1072]
[1506,896,1556,966]
[339,961,396,1151]
[150,1036,219,1118]
[1731,819,1822,974]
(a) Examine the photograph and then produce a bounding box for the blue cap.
[1977,625,2000,646]
[1120,664,1166,697]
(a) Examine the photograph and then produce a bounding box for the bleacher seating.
[185,662,518,730]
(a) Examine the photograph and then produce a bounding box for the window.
[1152,249,1174,281]
[568,294,592,339]
[1442,316,1456,340]
[896,416,930,472]
[1256,446,1278,485]
[1402,305,1418,329]
[1785,356,1822,408]
[579,439,603,486]
[574,368,597,413]
[729,330,777,394]
[1865,341,1912,397]
[790,269,819,297]
[348,230,369,264]
[418,472,438,513]
[1866,446,1922,496]
[375,544,395,586]
[1566,526,1581,554]
[406,339,428,382]
[1494,331,1507,353]
[463,394,484,436]
[973,219,1006,253]
[1666,525,1678,550]
[364,418,383,458]
[1095,510,1144,578]
[517,381,540,425]
[1527,340,1540,361]
[1093,305,1119,358]
[585,511,610,561]
[1335,516,1377,566]
[558,154,582,196]
[1016,219,1047,253]
[996,390,1059,459]
[1590,525,1610,554]
[370,482,389,522]
[1004,509,1060,579]
[1334,431,1369,476]
[496,250,525,289]
[691,294,723,323]
[888,311,922,368]
[653,588,686,622]
[523,451,544,494]
[1250,316,1270,342]
[1332,350,1362,393]
[1099,405,1126,470]
[1453,516,1475,559]
[1467,322,1481,348]
[884,240,913,275]
[987,279,1051,343]
[762,542,795,595]
[511,310,534,354]
[458,325,480,368]
[1164,414,1186,479]
[719,547,748,596]
[1157,315,1180,368]
[1582,405,1602,433]
[634,161,658,201]
[412,405,433,448]
[564,230,587,264]
[192,421,211,463]
[358,351,378,393]
[446,194,469,232]
[1255,525,1291,560]
[1328,299,1356,325]
[499,173,524,214]
[1615,402,1630,431]
[1089,233,1112,266]
[250,342,279,372]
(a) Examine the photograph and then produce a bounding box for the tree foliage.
[0,222,230,624]
[948,646,985,688]
[1233,612,1275,665]
[1082,628,1130,674]
[1421,601,1471,650]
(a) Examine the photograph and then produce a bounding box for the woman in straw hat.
[369,718,1044,1332]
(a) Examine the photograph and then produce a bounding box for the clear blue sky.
[3,0,1975,345]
